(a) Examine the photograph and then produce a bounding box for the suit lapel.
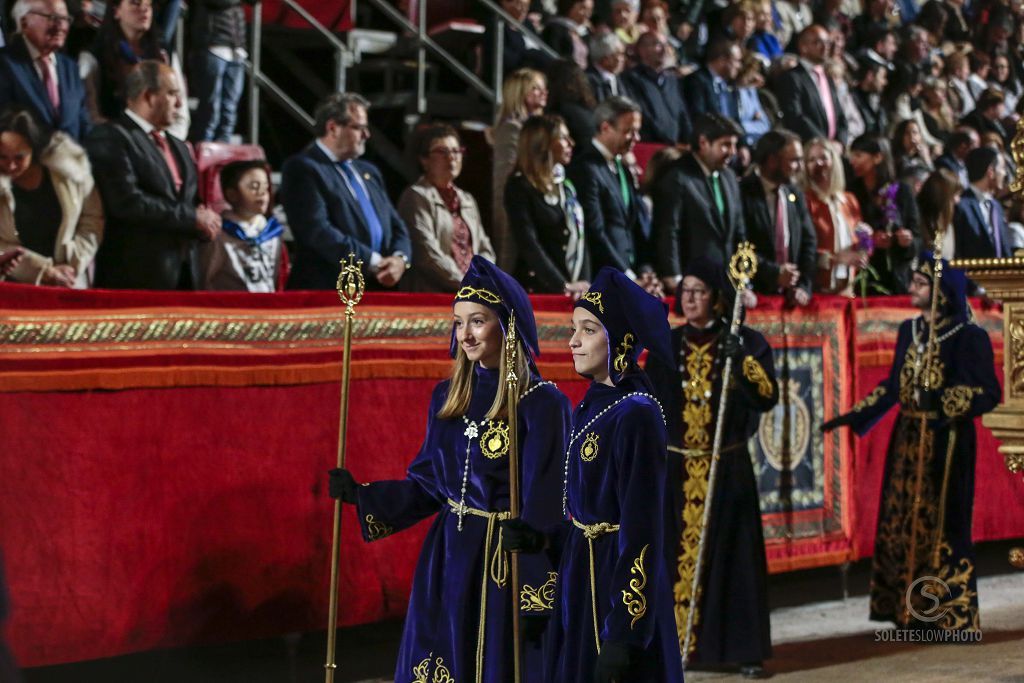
[799,66,828,131]
[12,39,55,124]
[783,186,799,259]
[122,115,176,198]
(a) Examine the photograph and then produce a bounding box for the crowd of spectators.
[1,0,1022,298]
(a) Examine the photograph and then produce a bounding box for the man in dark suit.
[280,92,412,290]
[568,95,660,293]
[681,37,741,121]
[621,31,692,145]
[651,113,745,295]
[87,60,220,289]
[953,146,1012,260]
[934,127,979,189]
[850,58,889,136]
[960,89,1012,148]
[740,129,817,306]
[585,31,626,102]
[773,24,848,144]
[0,0,90,140]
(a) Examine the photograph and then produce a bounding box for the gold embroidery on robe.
[941,385,983,419]
[899,345,945,404]
[613,333,636,373]
[853,385,886,412]
[520,572,557,611]
[365,514,394,541]
[622,544,650,629]
[455,286,501,304]
[581,291,604,313]
[412,655,455,683]
[741,355,773,398]
[682,340,714,450]
[580,432,600,462]
[479,421,509,459]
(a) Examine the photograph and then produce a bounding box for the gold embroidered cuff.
[520,572,557,612]
[741,355,773,398]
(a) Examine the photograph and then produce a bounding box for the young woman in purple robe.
[328,255,570,683]
[503,267,684,683]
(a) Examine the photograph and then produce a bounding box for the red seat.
[195,142,268,214]
[632,142,667,174]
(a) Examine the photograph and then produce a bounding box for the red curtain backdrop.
[0,283,1020,667]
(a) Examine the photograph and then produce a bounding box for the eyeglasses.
[345,122,370,135]
[679,287,711,298]
[429,147,466,157]
[28,10,72,25]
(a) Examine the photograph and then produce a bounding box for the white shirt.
[24,40,59,91]
[125,107,157,135]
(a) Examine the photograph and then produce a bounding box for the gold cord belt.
[667,441,746,458]
[570,517,620,654]
[900,409,939,419]
[447,498,510,683]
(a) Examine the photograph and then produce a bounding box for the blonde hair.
[496,69,546,123]
[437,338,533,420]
[515,114,564,194]
[804,137,847,201]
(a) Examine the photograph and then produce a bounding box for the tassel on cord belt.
[570,518,621,654]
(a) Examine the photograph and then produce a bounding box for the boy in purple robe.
[329,255,570,682]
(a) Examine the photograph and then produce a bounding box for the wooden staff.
[906,235,945,620]
[325,254,365,683]
[505,310,523,683]
[682,242,758,665]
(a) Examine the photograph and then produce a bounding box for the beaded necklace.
[561,390,666,516]
[455,380,555,530]
[907,317,964,403]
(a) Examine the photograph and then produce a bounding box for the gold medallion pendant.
[479,421,510,459]
[580,432,600,462]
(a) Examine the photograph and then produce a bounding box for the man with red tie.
[774,25,848,145]
[0,0,91,140]
[86,60,222,289]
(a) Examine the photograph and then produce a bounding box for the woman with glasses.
[505,113,590,296]
[398,124,496,292]
[78,0,190,139]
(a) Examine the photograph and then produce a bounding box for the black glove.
[521,614,549,646]
[721,332,744,361]
[499,518,546,554]
[594,641,633,683]
[820,412,856,433]
[328,468,359,504]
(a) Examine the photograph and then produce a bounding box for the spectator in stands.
[747,0,783,60]
[621,30,691,144]
[712,0,756,46]
[78,0,189,140]
[544,58,598,151]
[398,124,495,292]
[187,0,246,142]
[86,60,217,289]
[199,159,282,291]
[891,118,934,174]
[0,0,91,140]
[490,68,547,271]
[953,145,1012,259]
[651,113,745,295]
[803,137,869,295]
[610,0,643,45]
[919,77,957,142]
[682,37,741,121]
[990,51,1021,114]
[934,125,979,188]
[942,0,970,43]
[0,106,102,287]
[504,114,590,294]
[916,167,960,255]
[568,96,660,292]
[280,92,411,290]
[945,50,974,118]
[586,31,627,102]
[961,88,1012,148]
[740,129,816,305]
[542,0,592,69]
[775,25,848,144]
[734,53,773,149]
[849,0,893,50]
[640,0,682,58]
[850,58,889,136]
[775,0,813,48]
[857,25,896,69]
[483,0,551,78]
[966,50,991,102]
[847,134,920,294]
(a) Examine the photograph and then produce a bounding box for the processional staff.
[505,310,524,683]
[325,254,365,683]
[681,242,758,665]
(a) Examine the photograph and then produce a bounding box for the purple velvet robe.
[355,364,570,683]
[546,375,684,683]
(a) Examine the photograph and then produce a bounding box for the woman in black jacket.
[505,114,591,294]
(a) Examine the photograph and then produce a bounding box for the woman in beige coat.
[399,124,495,292]
[0,108,104,288]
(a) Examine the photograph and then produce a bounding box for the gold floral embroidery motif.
[365,514,393,541]
[520,572,557,611]
[853,385,886,412]
[741,355,773,398]
[412,655,455,683]
[455,286,501,304]
[580,432,600,462]
[479,421,509,459]
[941,385,983,419]
[682,341,714,450]
[621,544,650,629]
[581,291,605,313]
[674,453,709,652]
[898,344,946,405]
[613,333,636,373]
